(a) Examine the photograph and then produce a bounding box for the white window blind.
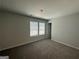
[39,23,45,35]
[30,21,38,36]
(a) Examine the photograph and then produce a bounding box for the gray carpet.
[0,39,79,59]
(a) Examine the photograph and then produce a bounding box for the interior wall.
[0,11,49,51]
[0,11,3,50]
[51,13,79,49]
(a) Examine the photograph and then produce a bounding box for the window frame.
[30,20,46,37]
[39,22,45,35]
[30,21,39,37]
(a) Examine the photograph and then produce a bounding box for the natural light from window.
[30,21,38,36]
[30,21,45,36]
[39,23,45,35]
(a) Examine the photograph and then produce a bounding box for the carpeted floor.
[0,39,79,59]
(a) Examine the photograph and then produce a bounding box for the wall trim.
[0,39,44,51]
[52,40,79,50]
[0,39,79,51]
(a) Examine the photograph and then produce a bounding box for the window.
[30,21,38,36]
[39,23,45,35]
[30,21,45,36]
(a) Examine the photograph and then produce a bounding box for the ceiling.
[1,0,79,19]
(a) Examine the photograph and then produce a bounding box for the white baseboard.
[0,42,30,51]
[0,39,42,51]
[52,40,79,50]
[0,39,79,51]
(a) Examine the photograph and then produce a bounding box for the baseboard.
[0,39,44,51]
[52,40,79,50]
[0,42,31,51]
[1,39,79,51]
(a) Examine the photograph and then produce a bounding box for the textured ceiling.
[1,0,79,19]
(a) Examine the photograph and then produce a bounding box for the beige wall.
[0,11,49,51]
[51,13,79,49]
[0,12,3,50]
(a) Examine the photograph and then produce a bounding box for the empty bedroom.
[0,0,79,59]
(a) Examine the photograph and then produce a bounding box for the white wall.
[0,12,3,50]
[0,12,30,51]
[51,13,79,49]
[0,11,49,51]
